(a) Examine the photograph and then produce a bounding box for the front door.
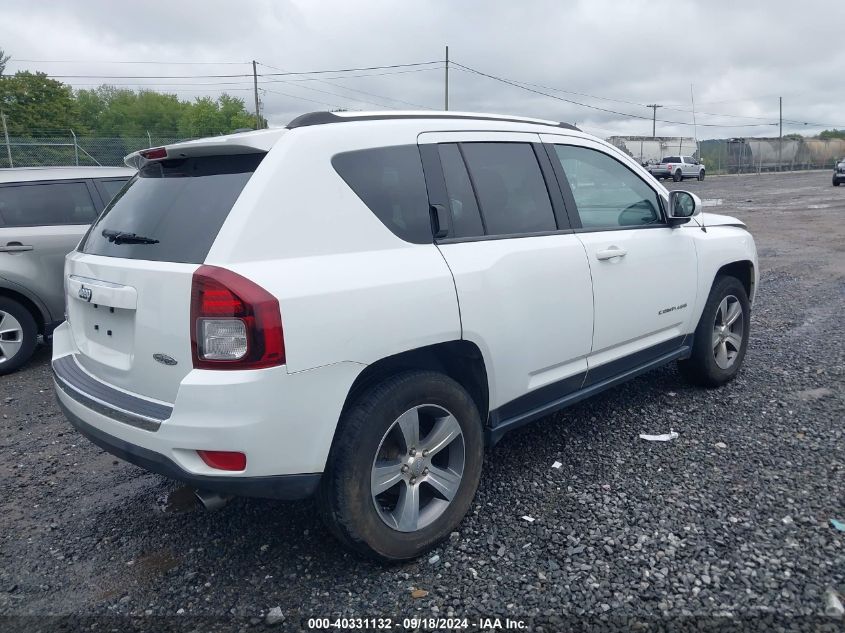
[419,132,594,418]
[542,135,698,383]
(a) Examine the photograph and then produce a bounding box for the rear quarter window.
[0,181,97,226]
[81,153,263,264]
[331,145,432,244]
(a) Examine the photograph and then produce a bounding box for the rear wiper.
[102,229,160,245]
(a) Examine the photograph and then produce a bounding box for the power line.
[451,62,777,128]
[259,86,351,110]
[257,62,433,110]
[10,58,250,65]
[41,60,442,81]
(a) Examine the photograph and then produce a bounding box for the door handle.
[0,243,34,253]
[596,247,627,261]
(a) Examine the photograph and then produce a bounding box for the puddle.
[806,204,830,209]
[702,198,724,207]
[160,485,200,514]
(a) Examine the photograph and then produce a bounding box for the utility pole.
[647,104,662,138]
[778,96,783,172]
[252,60,261,129]
[444,45,449,111]
[1,111,12,168]
[690,85,699,161]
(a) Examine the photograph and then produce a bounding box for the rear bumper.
[57,394,321,499]
[51,321,364,496]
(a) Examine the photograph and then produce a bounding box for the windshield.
[662,157,680,163]
[80,153,263,263]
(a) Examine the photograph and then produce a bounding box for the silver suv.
[0,166,134,373]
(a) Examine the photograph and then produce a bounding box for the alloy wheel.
[712,295,744,369]
[371,404,465,532]
[0,310,24,364]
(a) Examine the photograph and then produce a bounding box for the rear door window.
[81,153,263,264]
[332,145,432,244]
[459,142,557,236]
[0,181,98,226]
[95,178,130,204]
[437,144,485,238]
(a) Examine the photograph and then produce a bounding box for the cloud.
[2,0,843,138]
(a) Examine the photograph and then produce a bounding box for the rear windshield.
[81,153,263,263]
[662,156,680,163]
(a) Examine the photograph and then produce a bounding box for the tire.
[673,170,682,182]
[698,170,705,181]
[678,276,751,387]
[317,370,484,561]
[0,297,38,375]
[834,178,841,187]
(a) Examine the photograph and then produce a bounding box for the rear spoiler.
[124,129,285,169]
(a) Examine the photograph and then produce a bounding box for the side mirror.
[667,190,702,226]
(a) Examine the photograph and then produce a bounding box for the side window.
[437,144,484,238]
[97,178,130,202]
[0,181,97,227]
[332,145,432,244]
[552,145,663,229]
[460,142,557,236]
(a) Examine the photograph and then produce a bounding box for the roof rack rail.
[286,111,580,131]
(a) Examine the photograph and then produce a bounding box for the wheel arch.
[0,286,47,335]
[715,259,756,303]
[339,340,490,427]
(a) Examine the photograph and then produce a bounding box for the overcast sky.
[3,0,844,139]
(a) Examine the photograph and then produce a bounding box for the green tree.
[819,129,845,140]
[0,48,10,76]
[178,94,262,137]
[0,71,79,135]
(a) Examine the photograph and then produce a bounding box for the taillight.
[190,265,285,370]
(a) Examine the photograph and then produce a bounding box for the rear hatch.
[65,150,265,403]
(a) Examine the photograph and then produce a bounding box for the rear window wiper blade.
[101,229,160,245]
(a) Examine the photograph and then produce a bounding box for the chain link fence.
[0,133,181,168]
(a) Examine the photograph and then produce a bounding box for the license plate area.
[67,276,137,370]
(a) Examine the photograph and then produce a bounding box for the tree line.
[0,51,264,139]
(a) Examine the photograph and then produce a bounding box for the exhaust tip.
[194,489,231,512]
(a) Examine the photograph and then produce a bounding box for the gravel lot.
[1,170,843,631]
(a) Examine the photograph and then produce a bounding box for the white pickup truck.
[649,155,705,182]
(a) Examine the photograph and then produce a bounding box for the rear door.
[65,152,264,403]
[418,132,594,420]
[0,179,100,323]
[541,135,698,383]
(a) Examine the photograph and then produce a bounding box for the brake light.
[140,147,167,160]
[190,265,285,370]
[197,450,246,471]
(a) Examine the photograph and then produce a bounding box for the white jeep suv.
[52,111,757,561]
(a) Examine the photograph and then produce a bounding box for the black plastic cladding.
[286,111,580,131]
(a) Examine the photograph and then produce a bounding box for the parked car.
[833,158,845,186]
[649,155,705,181]
[51,112,757,561]
[0,167,134,374]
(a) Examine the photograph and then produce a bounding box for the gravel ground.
[1,170,843,632]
